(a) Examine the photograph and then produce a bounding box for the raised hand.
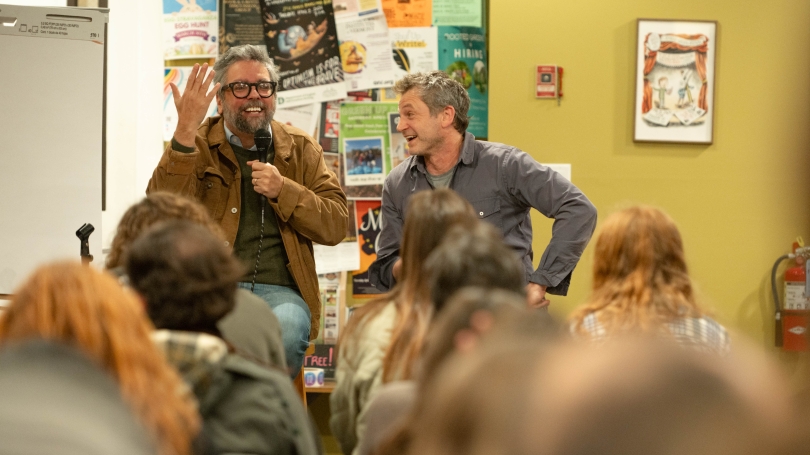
[171,63,220,147]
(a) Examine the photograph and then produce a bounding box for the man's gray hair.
[394,70,470,134]
[213,44,280,88]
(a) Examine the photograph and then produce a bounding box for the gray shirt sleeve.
[368,176,404,291]
[503,149,597,295]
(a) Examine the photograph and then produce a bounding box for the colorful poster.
[163,0,218,60]
[336,15,398,91]
[260,0,347,107]
[381,0,431,27]
[219,0,265,54]
[318,100,341,153]
[164,67,219,142]
[432,0,482,27]
[390,26,438,79]
[438,26,487,138]
[352,200,384,297]
[339,102,399,198]
[334,0,383,21]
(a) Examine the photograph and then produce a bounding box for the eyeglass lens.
[231,82,276,98]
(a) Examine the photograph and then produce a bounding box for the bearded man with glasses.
[148,44,348,378]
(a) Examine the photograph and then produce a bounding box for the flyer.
[388,112,409,169]
[432,0,482,27]
[219,0,266,54]
[163,0,218,60]
[260,0,347,107]
[381,0,431,28]
[339,102,399,198]
[333,0,383,21]
[164,67,219,142]
[352,199,384,297]
[336,15,398,91]
[438,26,487,138]
[314,199,361,274]
[274,103,319,136]
[389,26,438,78]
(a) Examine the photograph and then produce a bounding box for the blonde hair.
[0,262,200,455]
[569,206,704,335]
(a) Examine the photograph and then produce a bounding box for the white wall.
[101,0,164,254]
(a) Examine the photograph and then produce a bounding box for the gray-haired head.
[394,70,470,134]
[213,44,280,89]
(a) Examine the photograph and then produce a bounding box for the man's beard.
[224,100,274,135]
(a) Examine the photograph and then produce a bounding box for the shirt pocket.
[195,166,228,220]
[470,197,503,229]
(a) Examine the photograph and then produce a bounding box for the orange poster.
[381,0,432,28]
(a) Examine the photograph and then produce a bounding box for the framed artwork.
[634,19,717,144]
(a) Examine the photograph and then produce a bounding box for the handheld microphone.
[254,128,272,164]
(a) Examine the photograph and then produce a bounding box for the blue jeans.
[238,283,311,379]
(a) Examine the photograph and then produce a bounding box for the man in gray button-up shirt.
[369,71,597,308]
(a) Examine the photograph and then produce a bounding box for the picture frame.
[633,19,717,144]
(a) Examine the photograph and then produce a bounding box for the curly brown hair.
[106,192,223,270]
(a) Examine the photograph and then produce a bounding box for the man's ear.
[216,92,223,115]
[440,105,456,129]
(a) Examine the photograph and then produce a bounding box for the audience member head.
[424,222,525,312]
[0,261,199,455]
[409,338,795,455]
[106,192,222,270]
[125,220,244,335]
[570,205,703,334]
[342,188,477,382]
[394,70,470,134]
[397,188,477,288]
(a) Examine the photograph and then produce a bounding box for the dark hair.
[125,221,244,333]
[106,192,223,270]
[425,222,525,312]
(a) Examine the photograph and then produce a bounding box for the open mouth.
[405,135,416,143]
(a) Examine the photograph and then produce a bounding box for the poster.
[164,67,219,142]
[163,0,218,60]
[336,15,398,91]
[352,200,384,297]
[318,100,341,153]
[381,0,431,27]
[339,102,399,198]
[389,26,438,78]
[274,103,319,136]
[438,26,487,138]
[261,0,347,107]
[314,200,361,274]
[388,112,409,169]
[316,272,343,344]
[219,0,266,54]
[334,0,383,21]
[432,0,482,27]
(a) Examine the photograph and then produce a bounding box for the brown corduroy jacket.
[147,117,348,340]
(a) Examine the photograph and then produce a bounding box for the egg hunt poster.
[163,0,218,60]
[260,0,347,107]
[437,26,487,138]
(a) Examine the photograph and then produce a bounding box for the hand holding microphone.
[249,128,283,199]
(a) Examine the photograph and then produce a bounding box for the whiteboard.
[0,4,107,293]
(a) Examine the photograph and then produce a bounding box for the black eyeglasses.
[223,81,278,99]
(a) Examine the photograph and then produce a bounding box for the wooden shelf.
[305,379,336,394]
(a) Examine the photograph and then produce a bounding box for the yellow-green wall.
[490,0,810,348]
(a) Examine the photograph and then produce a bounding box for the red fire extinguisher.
[773,239,810,351]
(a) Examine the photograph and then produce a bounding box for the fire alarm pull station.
[536,65,563,105]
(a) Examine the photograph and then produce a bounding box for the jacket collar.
[206,117,292,172]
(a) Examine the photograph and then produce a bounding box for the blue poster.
[437,26,487,138]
